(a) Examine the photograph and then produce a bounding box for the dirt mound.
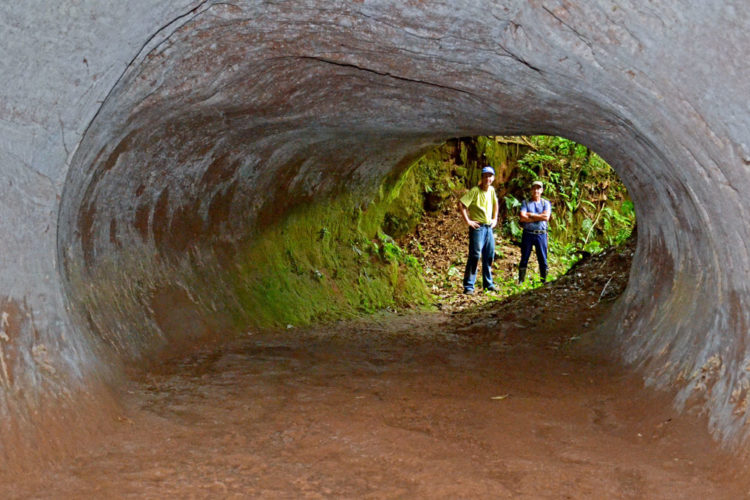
[462,234,635,329]
[449,236,635,371]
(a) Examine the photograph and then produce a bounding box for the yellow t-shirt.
[460,186,498,224]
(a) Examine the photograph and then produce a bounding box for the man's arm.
[538,200,551,221]
[458,201,480,229]
[520,209,547,222]
[519,204,550,222]
[524,211,550,222]
[491,195,499,229]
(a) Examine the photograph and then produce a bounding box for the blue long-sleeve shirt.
[520,198,551,232]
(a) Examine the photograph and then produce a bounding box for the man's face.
[481,173,494,188]
[531,186,543,199]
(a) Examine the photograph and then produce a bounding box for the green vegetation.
[382,137,532,238]
[380,135,636,298]
[231,191,430,329]
[381,144,460,239]
[501,136,635,283]
[505,136,633,248]
[235,135,635,316]
[230,136,585,326]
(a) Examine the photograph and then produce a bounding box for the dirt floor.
[4,206,749,498]
[3,235,750,498]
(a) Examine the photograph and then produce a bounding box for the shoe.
[485,286,498,292]
[463,289,474,295]
[518,267,527,283]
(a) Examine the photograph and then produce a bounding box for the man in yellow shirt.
[458,166,499,294]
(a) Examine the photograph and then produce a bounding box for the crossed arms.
[519,208,550,223]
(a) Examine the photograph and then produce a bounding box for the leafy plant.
[504,194,521,211]
[501,135,634,259]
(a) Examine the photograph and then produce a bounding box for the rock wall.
[2,0,749,462]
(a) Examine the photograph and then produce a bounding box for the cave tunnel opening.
[4,1,750,494]
[57,124,639,368]
[48,1,750,466]
[54,15,658,420]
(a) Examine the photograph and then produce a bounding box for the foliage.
[380,137,534,240]
[380,146,458,239]
[384,135,636,301]
[502,136,635,256]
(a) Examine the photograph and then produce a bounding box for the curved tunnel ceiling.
[50,1,750,449]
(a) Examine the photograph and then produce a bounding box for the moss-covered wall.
[461,137,531,194]
[231,192,430,329]
[69,179,432,368]
[381,137,532,239]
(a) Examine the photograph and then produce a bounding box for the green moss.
[375,137,532,241]
[230,191,431,330]
[68,173,433,361]
[377,145,463,239]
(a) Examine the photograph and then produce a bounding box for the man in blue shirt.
[519,180,551,283]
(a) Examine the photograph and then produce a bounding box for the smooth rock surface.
[1,0,749,464]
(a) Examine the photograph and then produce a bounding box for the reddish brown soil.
[3,240,749,498]
[4,213,749,498]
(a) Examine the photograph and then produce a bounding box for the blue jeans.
[463,224,495,291]
[519,231,548,281]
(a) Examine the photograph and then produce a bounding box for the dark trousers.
[463,224,495,291]
[519,231,548,280]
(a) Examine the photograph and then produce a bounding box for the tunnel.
[2,0,750,469]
